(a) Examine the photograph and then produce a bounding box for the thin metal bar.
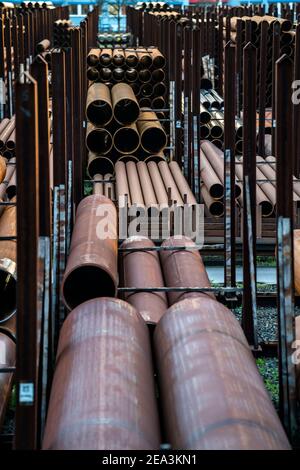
[118,287,243,293]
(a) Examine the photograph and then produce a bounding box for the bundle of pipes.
[0,117,16,160]
[136,2,171,12]
[115,160,196,210]
[42,298,161,450]
[86,46,167,110]
[200,140,300,219]
[85,84,167,163]
[0,158,16,208]
[35,38,51,54]
[61,195,118,310]
[53,20,72,48]
[155,236,291,449]
[97,32,131,48]
[223,15,293,107]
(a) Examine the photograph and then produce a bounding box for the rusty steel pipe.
[113,123,140,155]
[153,82,166,97]
[6,170,16,199]
[235,140,243,154]
[144,153,166,164]
[6,129,15,151]
[0,158,15,201]
[159,236,214,306]
[0,117,15,150]
[0,331,15,427]
[139,69,152,83]
[148,47,166,68]
[296,315,300,402]
[154,297,291,450]
[62,195,118,310]
[139,83,153,98]
[36,38,50,53]
[120,237,167,325]
[99,48,113,66]
[117,155,139,163]
[93,174,103,196]
[99,67,112,82]
[113,48,125,66]
[87,67,99,81]
[86,83,113,126]
[151,68,165,83]
[87,48,100,67]
[200,141,242,198]
[42,298,161,450]
[115,160,131,206]
[112,67,125,83]
[125,68,138,83]
[86,122,113,155]
[158,161,183,206]
[111,83,140,126]
[87,154,114,179]
[200,150,224,200]
[126,161,145,206]
[294,230,300,295]
[151,96,165,110]
[201,184,224,217]
[136,48,152,68]
[0,197,17,323]
[137,161,158,208]
[147,161,168,205]
[0,156,6,184]
[211,139,223,150]
[265,155,300,198]
[125,50,138,68]
[139,97,152,108]
[137,110,167,154]
[169,161,196,205]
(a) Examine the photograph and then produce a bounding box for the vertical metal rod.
[275,54,297,439]
[272,21,281,155]
[258,21,268,157]
[15,75,39,450]
[224,41,236,287]
[293,23,300,178]
[242,42,257,345]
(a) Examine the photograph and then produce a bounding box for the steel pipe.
[86,122,113,155]
[0,331,15,427]
[154,297,291,450]
[112,67,125,82]
[147,161,168,204]
[62,195,118,310]
[126,161,144,206]
[151,96,165,110]
[158,161,183,205]
[139,69,152,83]
[99,67,112,82]
[93,174,103,196]
[6,170,16,199]
[151,68,165,83]
[99,48,112,66]
[0,157,6,184]
[87,48,100,67]
[115,160,131,206]
[42,298,161,450]
[125,50,138,68]
[201,184,224,217]
[159,236,214,306]
[137,110,167,154]
[169,161,196,205]
[0,197,16,322]
[87,154,114,179]
[103,173,115,200]
[117,155,139,163]
[200,151,224,200]
[36,38,50,53]
[125,68,138,83]
[113,123,140,155]
[0,117,15,150]
[136,48,152,68]
[86,83,113,126]
[137,161,158,207]
[111,83,140,125]
[113,48,125,66]
[120,237,167,324]
[87,67,99,81]
[148,47,166,68]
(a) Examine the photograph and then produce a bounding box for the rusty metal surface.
[86,83,112,126]
[0,197,16,323]
[0,332,15,427]
[154,296,291,450]
[159,236,214,306]
[120,236,167,325]
[111,83,140,125]
[62,195,118,310]
[42,298,161,450]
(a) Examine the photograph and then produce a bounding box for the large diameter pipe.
[62,195,118,310]
[0,156,6,183]
[137,110,167,154]
[111,83,140,125]
[125,50,138,68]
[115,160,131,206]
[0,331,15,427]
[112,48,125,66]
[99,48,112,66]
[42,298,161,450]
[120,237,167,324]
[136,48,152,68]
[87,48,100,67]
[86,83,113,126]
[154,297,291,450]
[0,197,17,322]
[113,123,140,154]
[126,161,144,206]
[159,236,214,306]
[169,161,196,205]
[87,154,114,179]
[148,47,166,68]
[200,140,242,198]
[0,158,16,202]
[86,122,113,155]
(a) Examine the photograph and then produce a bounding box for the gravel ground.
[256,357,279,409]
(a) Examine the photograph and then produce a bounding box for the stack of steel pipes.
[97,32,131,48]
[53,20,72,48]
[115,160,196,210]
[0,117,16,160]
[86,83,167,186]
[42,235,290,450]
[86,46,167,111]
[223,15,293,107]
[200,140,300,219]
[136,2,171,12]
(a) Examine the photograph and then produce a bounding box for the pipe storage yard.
[0,0,300,457]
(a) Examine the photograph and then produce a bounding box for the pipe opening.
[86,129,112,154]
[210,183,224,200]
[139,69,152,83]
[141,128,167,154]
[209,125,223,139]
[235,185,242,199]
[260,201,273,217]
[114,128,140,154]
[153,83,166,96]
[153,55,166,68]
[152,96,165,109]
[139,55,152,68]
[112,68,125,82]
[88,157,114,178]
[114,99,140,125]
[200,126,210,139]
[211,139,223,149]
[201,78,212,90]
[139,97,151,107]
[152,69,165,82]
[100,55,112,66]
[0,269,16,322]
[99,68,112,81]
[87,100,112,126]
[125,69,138,82]
[126,55,138,67]
[63,266,116,310]
[140,83,153,97]
[210,201,224,217]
